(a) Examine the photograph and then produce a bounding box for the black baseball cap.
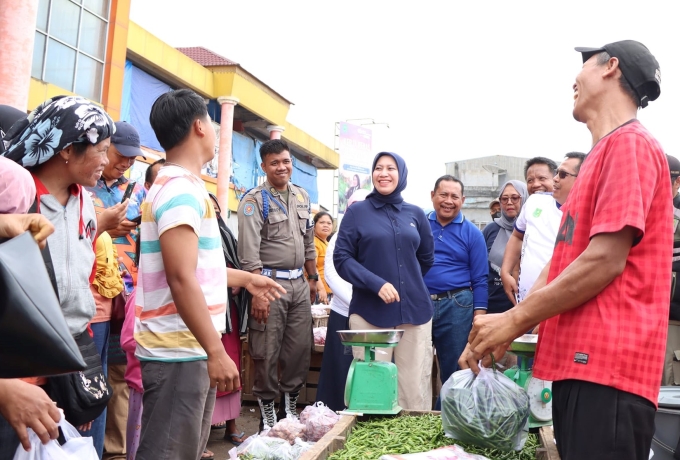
[667,155,680,178]
[111,121,145,158]
[575,40,661,108]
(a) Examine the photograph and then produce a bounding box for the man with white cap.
[460,40,670,460]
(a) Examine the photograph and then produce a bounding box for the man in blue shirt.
[87,121,147,293]
[424,175,488,390]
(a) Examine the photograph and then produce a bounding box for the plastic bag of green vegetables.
[233,432,305,460]
[441,366,530,451]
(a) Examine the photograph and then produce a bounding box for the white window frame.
[33,0,111,102]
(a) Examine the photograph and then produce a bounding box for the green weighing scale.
[504,334,553,428]
[337,329,404,415]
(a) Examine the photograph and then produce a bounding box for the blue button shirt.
[423,211,488,309]
[334,199,435,327]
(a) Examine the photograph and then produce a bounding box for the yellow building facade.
[1,0,337,213]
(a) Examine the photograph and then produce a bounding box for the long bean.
[327,414,539,460]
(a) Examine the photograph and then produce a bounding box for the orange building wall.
[102,0,131,121]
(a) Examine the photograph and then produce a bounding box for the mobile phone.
[121,181,136,203]
[130,215,142,225]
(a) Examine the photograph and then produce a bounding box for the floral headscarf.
[1,96,115,168]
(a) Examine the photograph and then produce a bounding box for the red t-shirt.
[533,120,672,406]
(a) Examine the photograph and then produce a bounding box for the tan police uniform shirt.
[237,181,316,272]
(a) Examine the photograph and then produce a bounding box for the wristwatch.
[307,274,319,281]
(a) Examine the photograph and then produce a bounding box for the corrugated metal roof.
[176,47,237,67]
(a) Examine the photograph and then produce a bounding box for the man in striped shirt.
[134,89,284,460]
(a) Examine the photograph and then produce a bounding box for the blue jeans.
[79,321,109,459]
[432,289,473,409]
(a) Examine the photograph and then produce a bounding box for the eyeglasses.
[499,195,521,204]
[556,169,577,179]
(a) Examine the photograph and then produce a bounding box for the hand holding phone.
[130,215,142,225]
[121,181,136,203]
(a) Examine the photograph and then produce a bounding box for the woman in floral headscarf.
[1,96,116,457]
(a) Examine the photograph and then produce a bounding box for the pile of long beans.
[327,414,539,460]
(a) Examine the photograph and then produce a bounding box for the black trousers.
[315,310,354,411]
[553,379,656,460]
[0,414,19,460]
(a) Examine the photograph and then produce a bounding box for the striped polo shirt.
[134,165,227,362]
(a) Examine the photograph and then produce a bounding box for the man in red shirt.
[460,40,670,460]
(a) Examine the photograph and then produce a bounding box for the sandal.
[201,449,214,460]
[225,431,246,446]
[210,420,226,430]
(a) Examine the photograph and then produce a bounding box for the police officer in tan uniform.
[237,139,317,430]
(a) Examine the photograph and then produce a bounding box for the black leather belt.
[430,287,471,301]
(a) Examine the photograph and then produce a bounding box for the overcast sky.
[130,0,679,209]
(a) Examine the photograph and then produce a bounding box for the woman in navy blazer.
[334,152,435,410]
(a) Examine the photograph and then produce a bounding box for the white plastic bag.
[11,431,65,460]
[441,366,530,452]
[289,437,314,458]
[267,415,306,445]
[299,402,339,441]
[13,413,98,460]
[235,432,293,459]
[313,327,327,345]
[379,445,490,460]
[231,435,313,460]
[58,417,98,458]
[311,305,327,316]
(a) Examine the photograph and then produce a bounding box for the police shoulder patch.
[243,202,256,216]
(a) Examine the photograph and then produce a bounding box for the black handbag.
[48,331,113,426]
[0,231,86,378]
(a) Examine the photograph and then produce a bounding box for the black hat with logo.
[575,40,661,108]
[111,121,145,159]
[667,155,680,179]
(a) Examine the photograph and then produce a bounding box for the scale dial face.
[526,377,552,422]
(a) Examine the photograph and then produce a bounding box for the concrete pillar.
[267,125,285,140]
[0,0,39,110]
[216,96,239,214]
